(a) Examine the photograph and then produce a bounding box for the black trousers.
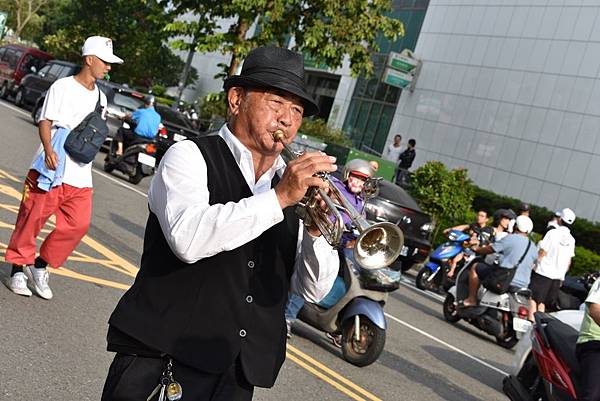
[576,340,600,401]
[101,353,254,401]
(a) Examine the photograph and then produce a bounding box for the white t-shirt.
[383,143,403,162]
[33,76,107,188]
[536,226,576,280]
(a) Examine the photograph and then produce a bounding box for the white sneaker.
[24,266,53,300]
[6,272,32,297]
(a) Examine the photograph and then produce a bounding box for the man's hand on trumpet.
[275,151,336,235]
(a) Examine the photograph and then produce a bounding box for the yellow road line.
[286,352,367,401]
[50,267,131,290]
[287,344,383,401]
[0,168,21,183]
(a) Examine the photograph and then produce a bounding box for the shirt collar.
[217,124,286,186]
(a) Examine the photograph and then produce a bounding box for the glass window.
[8,50,22,68]
[47,64,63,80]
[37,64,51,77]
[58,65,76,78]
[113,93,144,112]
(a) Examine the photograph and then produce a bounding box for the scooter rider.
[285,159,376,338]
[461,215,537,308]
[576,276,600,401]
[115,95,161,156]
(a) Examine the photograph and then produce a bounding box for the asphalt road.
[0,100,513,401]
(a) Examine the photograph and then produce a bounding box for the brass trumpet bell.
[353,222,404,270]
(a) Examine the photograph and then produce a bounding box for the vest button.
[247,261,255,268]
[239,329,247,337]
[246,295,253,303]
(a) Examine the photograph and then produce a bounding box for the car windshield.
[155,105,192,128]
[113,93,143,111]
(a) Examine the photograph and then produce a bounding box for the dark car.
[364,180,433,272]
[15,60,80,107]
[153,104,202,165]
[0,44,52,99]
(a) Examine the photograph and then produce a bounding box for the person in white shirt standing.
[528,208,576,320]
[382,134,402,162]
[5,36,123,300]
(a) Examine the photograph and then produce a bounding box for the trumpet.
[273,130,404,270]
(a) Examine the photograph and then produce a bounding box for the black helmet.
[518,202,530,213]
[493,208,516,225]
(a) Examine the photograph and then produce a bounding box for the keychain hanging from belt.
[146,358,183,401]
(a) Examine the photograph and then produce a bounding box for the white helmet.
[560,208,576,225]
[342,159,375,181]
[515,215,533,234]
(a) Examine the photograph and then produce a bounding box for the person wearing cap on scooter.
[461,215,537,308]
[285,159,376,345]
[528,208,576,321]
[115,95,161,156]
[4,36,123,300]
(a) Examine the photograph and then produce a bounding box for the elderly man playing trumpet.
[101,46,340,401]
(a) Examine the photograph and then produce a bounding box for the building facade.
[387,1,600,222]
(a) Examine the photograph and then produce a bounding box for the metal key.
[158,383,167,401]
[146,383,162,401]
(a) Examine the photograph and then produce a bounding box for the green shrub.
[299,119,351,146]
[409,161,475,242]
[572,246,600,277]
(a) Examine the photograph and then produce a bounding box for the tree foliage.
[408,161,475,241]
[37,0,196,88]
[165,0,404,78]
[0,0,56,41]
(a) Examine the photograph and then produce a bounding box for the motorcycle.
[103,123,157,185]
[553,271,600,311]
[297,250,400,367]
[503,312,581,401]
[415,229,470,293]
[442,257,532,348]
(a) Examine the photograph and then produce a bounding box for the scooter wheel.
[415,267,432,291]
[496,328,519,349]
[341,317,386,367]
[128,164,144,185]
[443,293,460,323]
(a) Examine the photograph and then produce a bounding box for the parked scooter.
[504,312,581,401]
[297,252,400,367]
[442,258,532,348]
[553,271,600,311]
[503,312,581,401]
[103,123,157,185]
[415,229,470,293]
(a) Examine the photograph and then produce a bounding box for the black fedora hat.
[223,46,319,117]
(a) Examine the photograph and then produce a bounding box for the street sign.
[388,51,419,73]
[383,68,413,89]
[0,12,7,39]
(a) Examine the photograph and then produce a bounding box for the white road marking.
[384,312,509,376]
[0,100,149,199]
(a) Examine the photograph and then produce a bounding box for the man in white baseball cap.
[529,207,576,319]
[4,35,123,300]
[82,36,123,64]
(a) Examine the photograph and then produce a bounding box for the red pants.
[5,170,93,268]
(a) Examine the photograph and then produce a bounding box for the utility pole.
[172,35,196,110]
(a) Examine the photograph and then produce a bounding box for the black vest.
[108,135,299,387]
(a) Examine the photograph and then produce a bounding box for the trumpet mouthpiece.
[273,130,286,143]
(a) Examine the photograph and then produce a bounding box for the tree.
[165,0,404,78]
[408,161,475,244]
[0,0,56,41]
[38,0,196,88]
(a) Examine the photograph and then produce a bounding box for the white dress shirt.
[148,124,339,302]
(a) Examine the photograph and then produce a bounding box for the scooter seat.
[545,319,580,377]
[508,286,531,297]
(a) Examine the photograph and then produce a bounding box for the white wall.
[389,0,600,222]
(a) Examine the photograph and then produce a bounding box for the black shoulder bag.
[64,89,108,164]
[482,239,532,294]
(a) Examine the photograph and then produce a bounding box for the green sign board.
[383,68,412,89]
[388,51,418,73]
[0,12,7,39]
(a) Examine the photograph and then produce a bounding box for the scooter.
[443,258,532,348]
[297,251,400,367]
[415,229,470,293]
[553,271,600,311]
[503,312,581,401]
[103,124,157,185]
